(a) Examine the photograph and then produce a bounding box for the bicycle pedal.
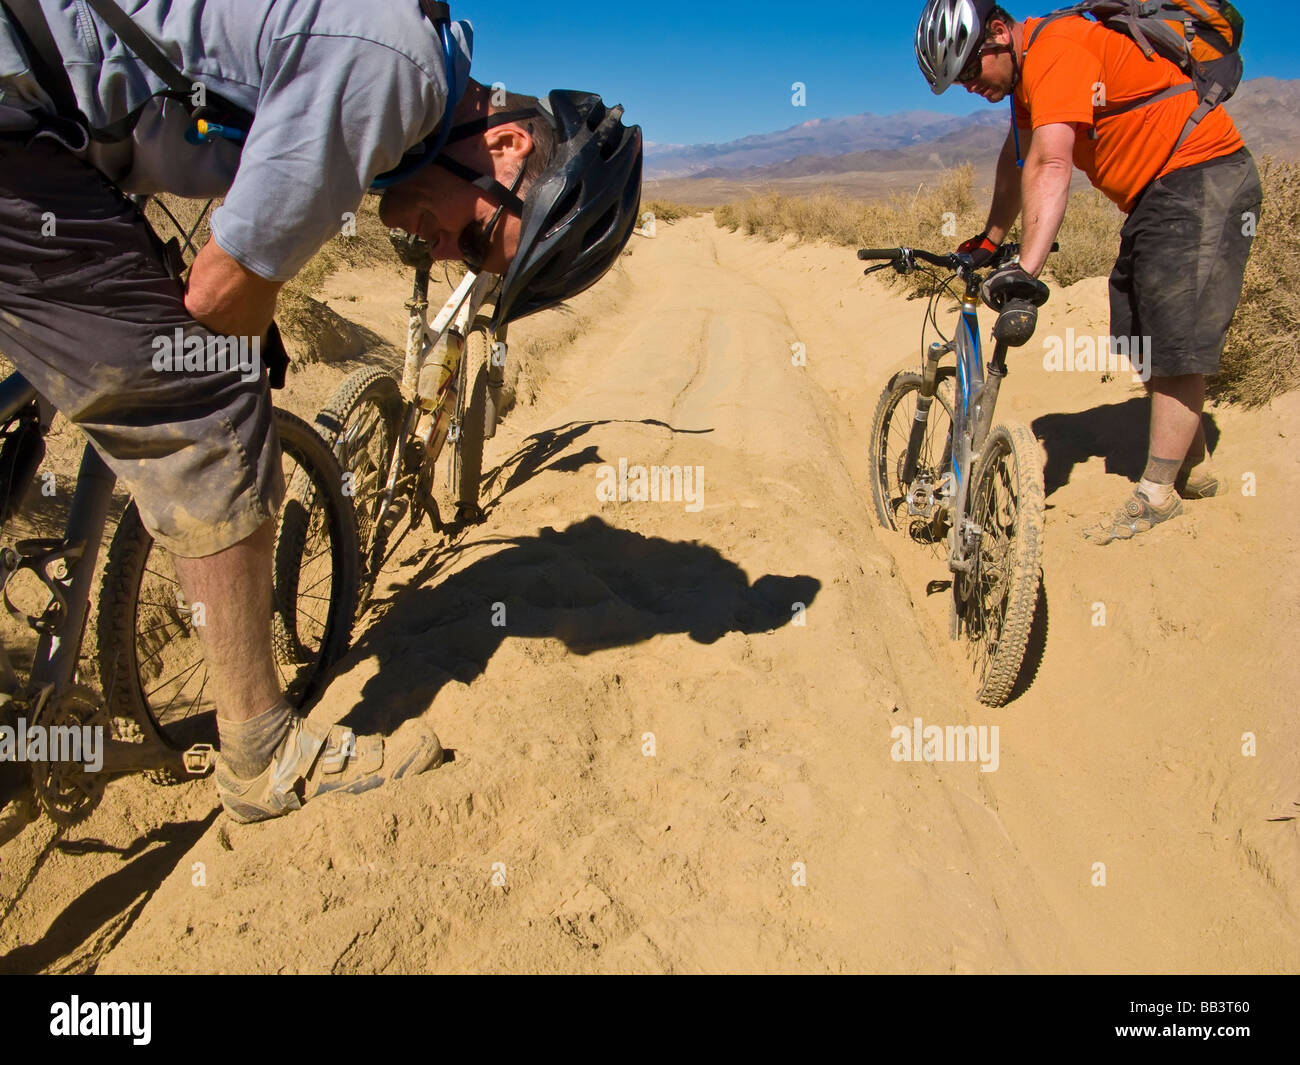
[183,743,217,775]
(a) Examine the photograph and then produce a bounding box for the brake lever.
[862,263,892,277]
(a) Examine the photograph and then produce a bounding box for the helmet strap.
[432,156,527,214]
[431,108,543,212]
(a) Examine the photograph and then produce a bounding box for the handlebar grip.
[857,248,902,261]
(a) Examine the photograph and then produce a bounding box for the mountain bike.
[862,243,1053,707]
[0,384,357,851]
[0,191,359,853]
[314,236,506,604]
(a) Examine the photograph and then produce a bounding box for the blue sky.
[463,0,1299,146]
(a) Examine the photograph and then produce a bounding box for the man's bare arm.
[185,240,283,339]
[1017,121,1076,276]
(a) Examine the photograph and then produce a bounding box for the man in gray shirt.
[0,0,643,828]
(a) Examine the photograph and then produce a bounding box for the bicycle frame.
[945,281,1013,570]
[370,266,504,539]
[871,248,1024,574]
[947,288,985,538]
[0,373,198,782]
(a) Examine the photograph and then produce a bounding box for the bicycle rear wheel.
[956,421,1045,707]
[96,409,359,766]
[868,370,954,547]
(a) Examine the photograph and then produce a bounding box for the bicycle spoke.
[182,672,211,721]
[146,656,205,704]
[293,602,328,633]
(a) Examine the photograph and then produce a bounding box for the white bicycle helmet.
[915,0,998,94]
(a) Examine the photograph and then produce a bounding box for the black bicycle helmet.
[491,90,643,328]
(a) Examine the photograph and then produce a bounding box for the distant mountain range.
[645,110,1010,179]
[645,78,1300,205]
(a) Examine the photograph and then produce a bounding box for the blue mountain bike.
[863,243,1053,706]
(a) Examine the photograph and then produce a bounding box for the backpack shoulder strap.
[83,0,197,102]
[4,0,254,136]
[1026,5,1096,52]
[1,0,85,122]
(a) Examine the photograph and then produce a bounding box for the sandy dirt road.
[2,216,1296,973]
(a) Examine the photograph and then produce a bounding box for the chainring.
[31,684,111,827]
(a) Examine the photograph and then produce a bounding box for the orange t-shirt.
[1014,15,1244,212]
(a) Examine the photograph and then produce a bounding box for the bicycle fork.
[901,340,951,487]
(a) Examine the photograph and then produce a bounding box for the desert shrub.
[716,167,984,297]
[1216,157,1300,407]
[712,167,1133,295]
[1051,188,1123,287]
[641,199,706,223]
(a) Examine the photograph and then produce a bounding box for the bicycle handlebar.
[857,242,1059,273]
[858,247,955,267]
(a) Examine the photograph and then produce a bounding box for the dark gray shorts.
[0,134,283,558]
[1109,147,1262,379]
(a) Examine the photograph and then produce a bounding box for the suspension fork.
[901,340,951,485]
[373,268,433,531]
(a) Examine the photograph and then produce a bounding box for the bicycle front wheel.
[868,370,954,545]
[96,409,359,766]
[958,421,1045,707]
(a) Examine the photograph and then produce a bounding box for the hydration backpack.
[1,0,458,165]
[1026,1,1245,154]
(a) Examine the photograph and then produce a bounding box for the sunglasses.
[956,45,989,87]
[458,163,528,272]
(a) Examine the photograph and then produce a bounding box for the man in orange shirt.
[916,0,1261,544]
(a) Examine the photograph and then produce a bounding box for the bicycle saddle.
[982,265,1050,348]
[981,265,1050,311]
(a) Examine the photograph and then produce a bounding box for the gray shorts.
[1109,148,1262,379]
[0,133,283,558]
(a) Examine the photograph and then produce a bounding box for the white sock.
[1138,479,1174,506]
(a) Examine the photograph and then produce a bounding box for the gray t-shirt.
[0,0,472,280]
